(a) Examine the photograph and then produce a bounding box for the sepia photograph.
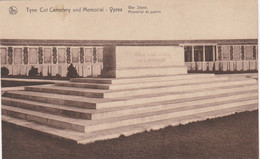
[0,0,258,158]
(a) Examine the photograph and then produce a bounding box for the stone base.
[102,66,187,78]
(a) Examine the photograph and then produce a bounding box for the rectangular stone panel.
[85,48,93,63]
[244,45,253,60]
[92,63,101,77]
[78,65,83,76]
[42,65,48,76]
[29,48,38,64]
[14,48,22,65]
[222,61,228,71]
[97,48,103,62]
[51,65,58,76]
[233,45,241,61]
[243,61,250,71]
[83,65,92,77]
[1,48,7,64]
[214,62,220,71]
[21,65,27,75]
[196,62,203,71]
[72,48,80,63]
[58,48,66,63]
[58,65,67,77]
[249,61,257,70]
[222,46,230,61]
[208,62,214,71]
[13,65,20,75]
[229,61,234,71]
[44,48,52,64]
[235,61,243,71]
[202,62,207,71]
[191,62,196,71]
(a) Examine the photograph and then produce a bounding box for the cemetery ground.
[2,110,258,159]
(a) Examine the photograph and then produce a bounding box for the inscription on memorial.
[115,46,184,69]
[135,52,167,64]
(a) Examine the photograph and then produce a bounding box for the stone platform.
[2,74,258,144]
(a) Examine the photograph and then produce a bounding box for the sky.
[0,0,258,40]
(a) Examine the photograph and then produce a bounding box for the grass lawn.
[2,110,258,159]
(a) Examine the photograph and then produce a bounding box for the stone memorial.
[101,46,187,78]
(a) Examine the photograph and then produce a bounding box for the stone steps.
[92,91,257,119]
[2,73,258,144]
[25,85,106,98]
[2,103,257,144]
[70,74,216,84]
[77,103,258,144]
[2,90,257,120]
[103,79,255,98]
[55,76,229,90]
[2,97,257,133]
[3,84,256,110]
[2,97,95,120]
[24,78,254,98]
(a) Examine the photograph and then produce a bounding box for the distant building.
[0,39,257,77]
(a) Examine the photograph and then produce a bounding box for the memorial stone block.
[101,46,187,78]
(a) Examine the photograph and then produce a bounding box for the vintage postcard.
[0,0,258,158]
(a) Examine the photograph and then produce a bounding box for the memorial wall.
[0,39,258,77]
[0,46,104,77]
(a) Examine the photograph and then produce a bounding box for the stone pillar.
[203,46,206,62]
[191,46,195,62]
[213,46,216,62]
[216,46,218,61]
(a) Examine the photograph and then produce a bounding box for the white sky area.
[0,0,258,40]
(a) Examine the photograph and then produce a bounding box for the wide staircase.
[2,74,258,144]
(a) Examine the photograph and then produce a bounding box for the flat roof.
[0,39,257,46]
